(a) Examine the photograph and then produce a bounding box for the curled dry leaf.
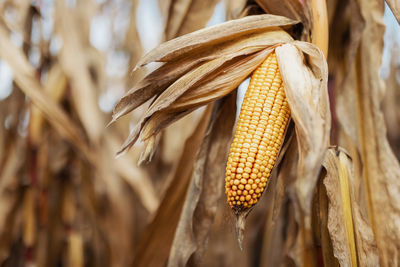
[385,0,400,24]
[163,0,221,40]
[322,147,379,267]
[115,29,293,123]
[255,0,311,36]
[335,0,400,264]
[132,104,213,267]
[167,93,236,267]
[135,14,297,67]
[225,0,247,20]
[276,42,330,222]
[112,14,300,156]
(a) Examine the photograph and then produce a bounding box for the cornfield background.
[0,0,399,267]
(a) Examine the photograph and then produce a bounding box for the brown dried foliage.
[0,0,399,266]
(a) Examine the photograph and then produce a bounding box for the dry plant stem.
[311,0,329,57]
[337,152,357,267]
[354,49,376,248]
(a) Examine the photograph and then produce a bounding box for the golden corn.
[225,52,290,211]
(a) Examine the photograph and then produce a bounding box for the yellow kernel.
[247,157,255,163]
[244,167,252,173]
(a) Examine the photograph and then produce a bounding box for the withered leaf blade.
[141,108,196,143]
[169,48,285,110]
[136,14,298,67]
[323,148,379,266]
[335,0,400,264]
[167,93,236,267]
[322,148,357,266]
[116,30,293,156]
[276,42,331,222]
[255,0,311,28]
[131,105,213,267]
[225,0,247,20]
[385,0,400,24]
[164,0,220,40]
[112,29,293,122]
[116,56,230,155]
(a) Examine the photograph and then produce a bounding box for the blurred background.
[0,0,398,266]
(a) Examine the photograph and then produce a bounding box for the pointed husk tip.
[234,210,250,250]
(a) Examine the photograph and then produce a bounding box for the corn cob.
[225,51,290,211]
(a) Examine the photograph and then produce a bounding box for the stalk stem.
[311,0,329,58]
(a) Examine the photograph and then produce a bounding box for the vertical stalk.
[311,0,329,58]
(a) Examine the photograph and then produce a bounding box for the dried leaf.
[124,0,144,86]
[136,14,298,67]
[225,0,247,20]
[316,173,340,267]
[164,0,220,40]
[132,105,213,267]
[113,29,293,122]
[115,26,295,155]
[323,148,357,266]
[139,48,279,142]
[169,48,275,110]
[335,0,400,264]
[386,0,400,23]
[276,42,330,221]
[167,93,236,267]
[255,0,311,30]
[323,148,379,266]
